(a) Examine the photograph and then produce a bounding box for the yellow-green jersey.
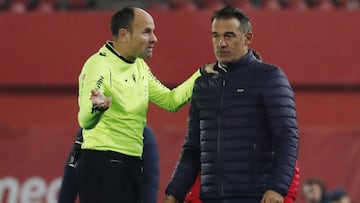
[78,41,201,157]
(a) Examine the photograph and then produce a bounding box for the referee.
[76,7,203,203]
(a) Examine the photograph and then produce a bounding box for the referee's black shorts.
[77,149,143,203]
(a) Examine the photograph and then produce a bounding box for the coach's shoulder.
[255,62,287,77]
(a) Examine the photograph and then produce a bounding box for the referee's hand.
[90,89,112,112]
[201,63,219,75]
[204,63,218,74]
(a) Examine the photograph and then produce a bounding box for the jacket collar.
[215,50,257,73]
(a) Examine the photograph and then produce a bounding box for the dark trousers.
[77,149,143,203]
[58,165,78,203]
[202,197,262,203]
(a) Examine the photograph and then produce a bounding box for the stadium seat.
[0,0,11,10]
[9,0,27,12]
[147,0,171,12]
[228,0,255,11]
[200,0,226,10]
[168,0,198,11]
[7,0,50,12]
[347,0,359,9]
[35,0,55,12]
[332,0,347,8]
[279,0,308,9]
[262,0,281,10]
[318,0,335,9]
[56,0,96,10]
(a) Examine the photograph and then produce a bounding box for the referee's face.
[128,9,158,60]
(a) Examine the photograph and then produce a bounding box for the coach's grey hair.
[212,6,252,34]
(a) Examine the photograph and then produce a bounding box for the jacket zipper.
[218,79,226,196]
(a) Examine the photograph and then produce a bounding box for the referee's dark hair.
[110,7,135,36]
[212,6,252,34]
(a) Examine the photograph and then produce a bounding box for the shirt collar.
[105,41,135,64]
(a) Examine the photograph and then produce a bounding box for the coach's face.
[212,18,252,66]
[128,8,158,60]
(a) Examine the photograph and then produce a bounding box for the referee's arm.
[78,60,111,129]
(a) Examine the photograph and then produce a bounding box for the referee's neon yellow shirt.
[78,41,200,157]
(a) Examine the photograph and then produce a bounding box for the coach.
[165,6,299,203]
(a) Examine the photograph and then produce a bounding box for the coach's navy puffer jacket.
[166,51,299,201]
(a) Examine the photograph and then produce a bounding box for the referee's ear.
[117,28,130,42]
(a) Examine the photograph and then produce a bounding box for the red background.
[0,10,360,202]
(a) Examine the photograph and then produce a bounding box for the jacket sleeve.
[78,58,111,129]
[165,98,201,201]
[262,67,299,196]
[147,66,201,112]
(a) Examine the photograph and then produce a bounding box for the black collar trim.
[105,41,135,64]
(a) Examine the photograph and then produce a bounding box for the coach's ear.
[245,32,253,46]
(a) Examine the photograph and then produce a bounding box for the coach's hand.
[90,89,112,112]
[164,194,179,203]
[261,190,283,203]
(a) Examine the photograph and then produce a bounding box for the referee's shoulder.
[84,51,110,68]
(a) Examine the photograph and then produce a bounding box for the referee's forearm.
[78,110,103,129]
